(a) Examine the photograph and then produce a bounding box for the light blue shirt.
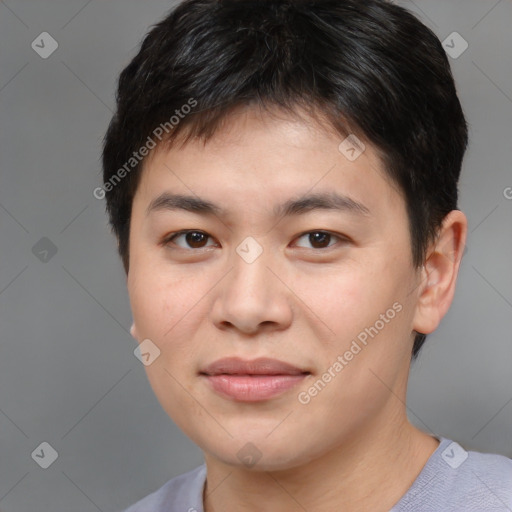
[122,437,512,511]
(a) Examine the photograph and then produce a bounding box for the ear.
[130,322,139,340]
[412,210,467,335]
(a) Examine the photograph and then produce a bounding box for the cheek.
[309,262,411,376]
[128,269,210,367]
[307,264,387,336]
[129,262,186,331]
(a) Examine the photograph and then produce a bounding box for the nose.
[210,244,293,335]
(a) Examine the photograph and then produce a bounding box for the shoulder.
[122,464,206,512]
[393,438,512,512]
[445,439,512,489]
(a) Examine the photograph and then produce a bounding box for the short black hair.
[101,0,468,359]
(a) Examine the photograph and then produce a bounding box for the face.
[127,106,423,471]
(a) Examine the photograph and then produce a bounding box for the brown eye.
[308,232,331,248]
[166,231,215,249]
[294,231,343,249]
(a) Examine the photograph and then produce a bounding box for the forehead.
[134,106,403,221]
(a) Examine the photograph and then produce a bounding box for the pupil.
[310,232,330,248]
[187,231,206,248]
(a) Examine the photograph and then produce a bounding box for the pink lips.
[200,357,310,402]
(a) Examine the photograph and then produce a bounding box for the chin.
[201,434,317,472]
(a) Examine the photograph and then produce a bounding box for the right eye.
[163,230,218,250]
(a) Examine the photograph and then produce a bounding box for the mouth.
[199,357,311,402]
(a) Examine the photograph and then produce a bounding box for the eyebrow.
[145,191,371,218]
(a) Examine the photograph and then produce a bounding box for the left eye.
[165,230,216,249]
[294,231,342,249]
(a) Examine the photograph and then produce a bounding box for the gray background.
[0,0,511,510]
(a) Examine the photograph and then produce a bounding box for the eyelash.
[162,230,348,251]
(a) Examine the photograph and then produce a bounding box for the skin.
[127,105,467,512]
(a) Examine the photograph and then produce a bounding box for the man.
[101,0,512,510]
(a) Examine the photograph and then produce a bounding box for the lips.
[200,357,310,402]
[200,357,309,376]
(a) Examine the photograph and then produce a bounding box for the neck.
[203,409,439,512]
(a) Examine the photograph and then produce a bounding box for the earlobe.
[130,322,138,340]
[412,210,467,335]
